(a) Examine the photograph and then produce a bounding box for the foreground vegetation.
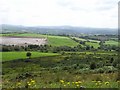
[2,51,119,88]
[1,32,119,89]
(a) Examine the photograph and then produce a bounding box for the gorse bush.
[90,62,97,70]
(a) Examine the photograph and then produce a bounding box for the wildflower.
[64,85,66,87]
[95,83,98,86]
[67,82,70,85]
[60,80,64,83]
[105,82,109,85]
[34,85,36,87]
[28,83,31,86]
[31,80,35,83]
[78,81,82,84]
[98,81,101,83]
[76,84,79,87]
[17,82,21,85]
[117,81,120,83]
[75,82,78,84]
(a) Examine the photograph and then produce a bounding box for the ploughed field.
[1,37,47,46]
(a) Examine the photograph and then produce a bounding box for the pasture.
[105,40,118,46]
[48,36,78,47]
[1,52,59,61]
[85,42,100,49]
[72,37,87,41]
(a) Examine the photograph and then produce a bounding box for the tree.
[86,46,90,50]
[26,52,32,59]
[90,62,96,69]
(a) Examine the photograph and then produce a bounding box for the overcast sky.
[0,0,119,28]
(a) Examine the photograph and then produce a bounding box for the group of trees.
[1,44,94,52]
[1,45,50,52]
[98,41,118,51]
[71,37,118,51]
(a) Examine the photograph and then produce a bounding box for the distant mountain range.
[0,24,118,35]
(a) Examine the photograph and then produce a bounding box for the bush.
[26,52,32,59]
[90,62,96,70]
[97,68,104,73]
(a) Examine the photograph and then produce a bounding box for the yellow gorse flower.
[97,81,101,83]
[63,85,66,87]
[105,82,109,85]
[95,83,98,86]
[76,84,79,87]
[28,83,31,86]
[78,81,82,84]
[31,80,35,83]
[16,82,21,86]
[75,82,78,84]
[67,82,70,85]
[60,80,64,83]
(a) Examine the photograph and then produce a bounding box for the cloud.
[0,0,118,28]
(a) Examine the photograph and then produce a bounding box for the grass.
[2,51,119,88]
[48,36,79,47]
[1,52,59,61]
[88,39,100,43]
[72,37,87,41]
[105,40,118,46]
[85,42,100,49]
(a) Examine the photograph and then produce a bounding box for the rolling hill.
[1,24,117,35]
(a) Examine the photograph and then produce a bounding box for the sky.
[0,0,119,28]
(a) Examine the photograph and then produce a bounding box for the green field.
[48,36,78,47]
[72,37,87,41]
[85,42,100,49]
[105,40,118,46]
[1,52,59,61]
[88,39,100,43]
